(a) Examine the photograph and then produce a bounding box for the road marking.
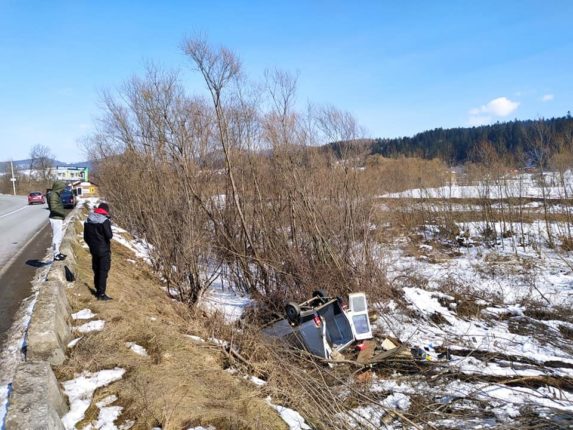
[0,205,28,219]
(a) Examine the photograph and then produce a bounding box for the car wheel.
[312,289,328,298]
[285,302,301,325]
[312,289,328,305]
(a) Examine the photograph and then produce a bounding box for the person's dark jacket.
[48,180,66,220]
[84,208,113,256]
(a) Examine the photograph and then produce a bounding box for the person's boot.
[97,294,113,301]
[54,253,67,261]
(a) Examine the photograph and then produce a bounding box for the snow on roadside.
[0,260,52,427]
[75,320,106,333]
[67,337,83,348]
[72,309,96,320]
[0,384,10,429]
[61,368,126,430]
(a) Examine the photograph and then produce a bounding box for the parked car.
[262,291,373,359]
[27,191,45,205]
[60,189,76,209]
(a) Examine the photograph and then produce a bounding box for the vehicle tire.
[312,289,327,299]
[285,302,301,325]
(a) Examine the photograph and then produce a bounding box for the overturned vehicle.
[262,291,373,359]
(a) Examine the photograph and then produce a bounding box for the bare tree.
[29,144,54,183]
[528,119,555,247]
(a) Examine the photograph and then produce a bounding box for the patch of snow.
[0,384,10,429]
[61,368,126,430]
[346,405,385,429]
[111,231,151,263]
[266,397,311,430]
[67,337,83,348]
[118,421,135,430]
[382,392,411,411]
[83,394,126,430]
[208,337,228,347]
[75,320,106,333]
[125,342,148,357]
[200,276,253,323]
[443,380,573,413]
[185,335,205,343]
[247,375,267,386]
[72,308,96,320]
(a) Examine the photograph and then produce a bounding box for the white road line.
[0,205,28,219]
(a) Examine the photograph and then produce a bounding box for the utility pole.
[10,160,16,195]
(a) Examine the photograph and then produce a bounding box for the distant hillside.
[0,159,92,171]
[330,115,573,165]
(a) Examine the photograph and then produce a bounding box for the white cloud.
[541,94,554,102]
[468,96,519,126]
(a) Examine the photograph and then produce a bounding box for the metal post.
[10,160,16,195]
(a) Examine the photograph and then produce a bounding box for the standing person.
[47,180,67,261]
[84,202,113,300]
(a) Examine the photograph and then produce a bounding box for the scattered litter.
[72,309,97,320]
[381,338,398,351]
[125,342,148,357]
[61,368,126,430]
[75,320,106,333]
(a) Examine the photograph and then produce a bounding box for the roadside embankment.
[6,205,288,429]
[4,217,78,430]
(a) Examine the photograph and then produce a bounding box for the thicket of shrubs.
[86,38,573,314]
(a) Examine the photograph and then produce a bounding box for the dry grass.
[56,235,287,430]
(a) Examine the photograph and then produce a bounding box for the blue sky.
[0,0,571,162]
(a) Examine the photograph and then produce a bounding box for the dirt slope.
[55,221,287,430]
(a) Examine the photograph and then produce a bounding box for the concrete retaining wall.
[5,216,79,429]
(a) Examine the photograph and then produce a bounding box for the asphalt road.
[0,194,51,345]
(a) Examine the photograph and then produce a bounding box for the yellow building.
[72,181,99,198]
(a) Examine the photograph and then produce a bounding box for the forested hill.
[366,115,573,165]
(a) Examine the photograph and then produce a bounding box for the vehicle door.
[347,293,373,340]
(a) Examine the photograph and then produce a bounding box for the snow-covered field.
[381,171,572,200]
[357,217,573,428]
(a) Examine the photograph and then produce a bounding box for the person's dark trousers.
[92,253,111,297]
